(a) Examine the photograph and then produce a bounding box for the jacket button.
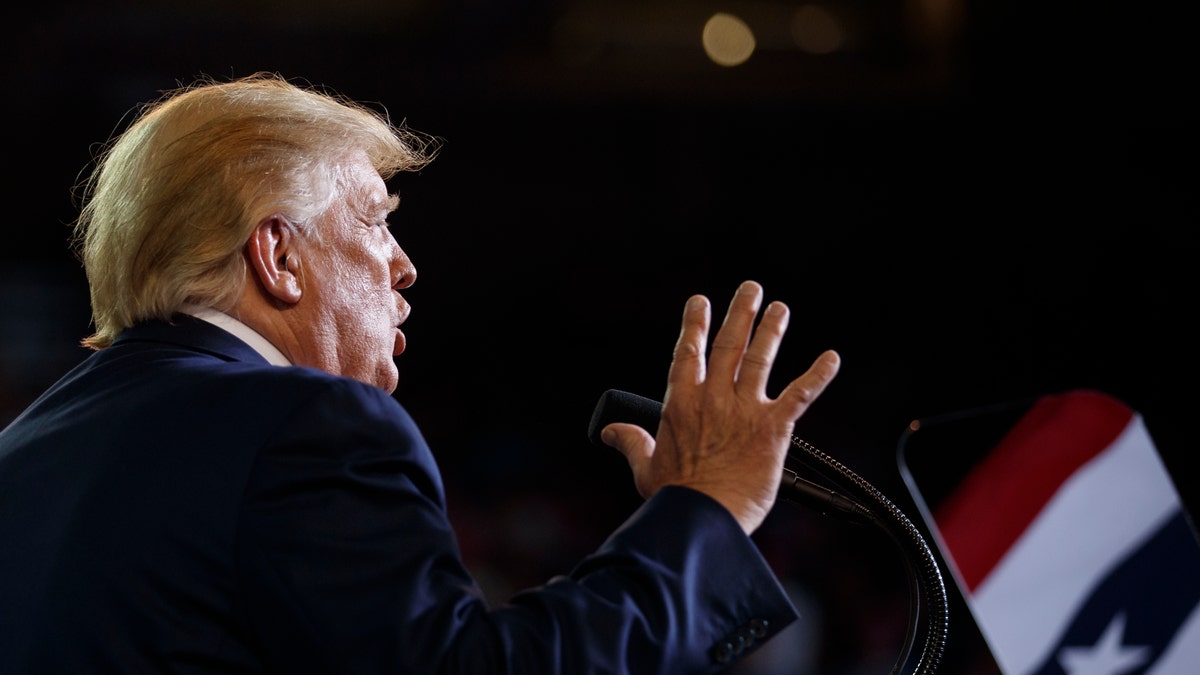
[732,631,748,655]
[749,618,768,638]
[737,628,755,649]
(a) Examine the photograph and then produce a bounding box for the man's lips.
[394,301,410,356]
[393,327,406,356]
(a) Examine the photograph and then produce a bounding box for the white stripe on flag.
[971,414,1180,675]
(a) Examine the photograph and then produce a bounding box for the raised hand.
[600,280,841,534]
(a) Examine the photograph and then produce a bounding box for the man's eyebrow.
[363,193,401,217]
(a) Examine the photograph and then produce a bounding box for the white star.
[1057,612,1151,675]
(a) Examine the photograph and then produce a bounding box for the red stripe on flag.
[933,390,1133,592]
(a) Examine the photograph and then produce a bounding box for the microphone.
[588,389,874,524]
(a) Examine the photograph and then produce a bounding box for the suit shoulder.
[241,366,418,435]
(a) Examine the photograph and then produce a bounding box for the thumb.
[601,422,655,484]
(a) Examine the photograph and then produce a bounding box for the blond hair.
[72,72,436,349]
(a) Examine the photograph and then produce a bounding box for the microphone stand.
[588,390,949,675]
[784,436,948,675]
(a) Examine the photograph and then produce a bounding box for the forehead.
[335,152,397,214]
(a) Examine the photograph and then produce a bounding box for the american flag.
[928,390,1200,674]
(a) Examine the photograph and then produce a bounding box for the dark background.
[3,1,1195,673]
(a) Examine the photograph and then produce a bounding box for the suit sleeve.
[236,377,799,674]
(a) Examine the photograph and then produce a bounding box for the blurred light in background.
[703,12,756,67]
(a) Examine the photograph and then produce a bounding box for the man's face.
[294,151,414,393]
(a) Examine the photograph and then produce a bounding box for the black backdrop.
[4,2,1195,672]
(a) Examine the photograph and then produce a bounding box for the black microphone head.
[588,389,663,445]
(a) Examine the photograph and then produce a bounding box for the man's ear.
[245,215,303,304]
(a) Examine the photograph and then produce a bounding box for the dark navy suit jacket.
[0,315,798,673]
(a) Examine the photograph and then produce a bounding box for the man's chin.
[378,362,400,394]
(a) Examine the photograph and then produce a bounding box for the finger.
[734,299,789,397]
[600,422,657,498]
[707,281,763,387]
[665,294,711,391]
[776,349,842,423]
